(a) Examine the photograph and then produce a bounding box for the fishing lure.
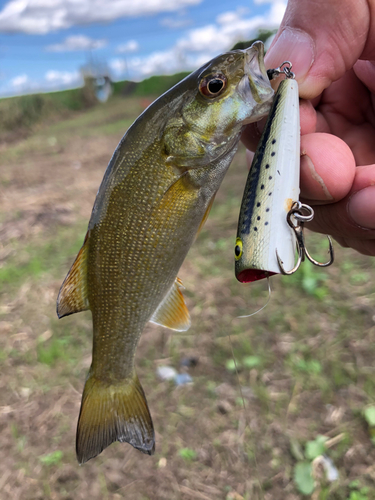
[235,62,333,283]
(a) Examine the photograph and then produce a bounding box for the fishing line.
[237,275,271,319]
[228,330,264,498]
[228,276,271,498]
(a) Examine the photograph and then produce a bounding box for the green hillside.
[0,72,190,143]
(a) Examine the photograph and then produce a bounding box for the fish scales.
[57,42,274,463]
[89,159,205,380]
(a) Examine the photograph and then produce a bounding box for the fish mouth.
[242,41,274,116]
[244,41,268,80]
[236,268,276,283]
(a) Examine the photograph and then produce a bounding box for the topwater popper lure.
[235,62,334,283]
[57,42,275,464]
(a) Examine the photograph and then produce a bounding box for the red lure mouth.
[236,269,276,283]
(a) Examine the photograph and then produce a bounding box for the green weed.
[0,224,86,293]
[350,272,369,285]
[37,336,69,365]
[364,406,375,426]
[178,448,197,462]
[363,406,375,444]
[225,355,262,372]
[294,357,322,375]
[348,481,371,500]
[294,461,315,495]
[39,450,63,466]
[305,435,327,460]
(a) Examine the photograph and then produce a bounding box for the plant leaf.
[242,356,261,369]
[305,435,327,460]
[294,462,315,495]
[178,448,197,462]
[290,438,304,461]
[364,406,375,427]
[39,450,63,465]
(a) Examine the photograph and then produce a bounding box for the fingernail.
[265,28,315,80]
[300,153,333,201]
[348,186,375,229]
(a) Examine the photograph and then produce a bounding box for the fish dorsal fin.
[150,277,191,331]
[57,231,90,319]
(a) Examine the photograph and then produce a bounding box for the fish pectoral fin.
[150,277,191,332]
[76,370,155,465]
[196,193,216,238]
[56,230,90,319]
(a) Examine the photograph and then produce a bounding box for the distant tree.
[231,29,277,51]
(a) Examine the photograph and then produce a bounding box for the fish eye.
[199,73,227,98]
[234,237,243,260]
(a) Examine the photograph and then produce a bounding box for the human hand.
[242,0,375,255]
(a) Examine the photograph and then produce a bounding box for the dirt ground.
[1,95,375,500]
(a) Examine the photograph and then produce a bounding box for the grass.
[0,86,97,140]
[0,224,86,292]
[0,72,191,143]
[1,91,375,500]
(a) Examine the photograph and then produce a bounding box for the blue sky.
[0,0,286,97]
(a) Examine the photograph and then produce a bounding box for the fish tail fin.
[76,370,155,464]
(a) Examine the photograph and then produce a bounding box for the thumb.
[265,0,371,99]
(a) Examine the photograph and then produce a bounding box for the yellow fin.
[150,277,191,331]
[56,231,90,319]
[76,370,155,464]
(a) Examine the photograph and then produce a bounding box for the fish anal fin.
[76,370,155,464]
[56,231,90,319]
[150,277,191,332]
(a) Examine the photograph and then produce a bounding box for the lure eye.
[234,238,243,260]
[199,73,227,98]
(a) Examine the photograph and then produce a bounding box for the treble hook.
[276,201,334,275]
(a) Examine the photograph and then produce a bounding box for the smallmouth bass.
[57,41,274,464]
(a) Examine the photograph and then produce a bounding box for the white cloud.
[177,5,285,55]
[45,69,81,87]
[109,58,128,76]
[267,1,287,24]
[176,24,222,53]
[5,73,39,95]
[2,1,287,97]
[127,47,218,79]
[0,68,83,97]
[0,0,202,34]
[130,49,185,77]
[46,35,106,52]
[216,7,249,25]
[110,47,194,80]
[115,2,286,81]
[116,40,139,54]
[11,73,29,88]
[160,16,192,29]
